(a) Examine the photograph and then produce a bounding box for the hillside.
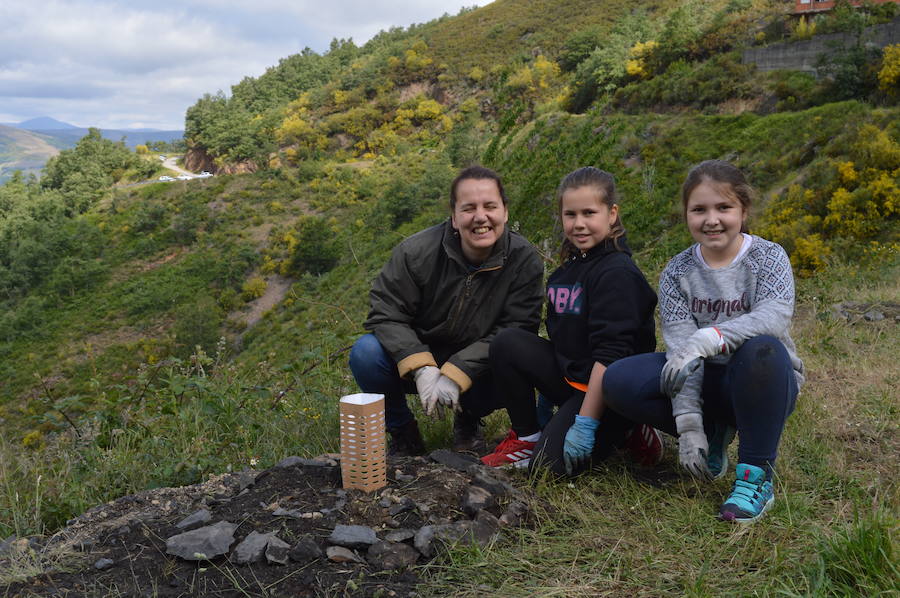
[0,125,60,181]
[0,1,898,595]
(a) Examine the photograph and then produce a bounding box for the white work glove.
[434,374,461,413]
[676,413,712,481]
[413,366,442,418]
[661,327,726,396]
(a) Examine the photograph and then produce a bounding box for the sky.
[0,1,487,131]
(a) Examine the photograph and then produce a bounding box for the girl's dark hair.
[557,167,625,261]
[449,165,507,210]
[681,160,754,234]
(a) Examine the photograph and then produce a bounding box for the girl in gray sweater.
[603,160,803,523]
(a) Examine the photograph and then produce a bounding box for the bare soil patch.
[3,453,533,598]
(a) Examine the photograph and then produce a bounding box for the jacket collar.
[569,235,631,262]
[441,219,510,269]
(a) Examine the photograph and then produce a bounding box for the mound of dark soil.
[2,451,531,597]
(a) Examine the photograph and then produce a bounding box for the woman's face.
[451,177,508,264]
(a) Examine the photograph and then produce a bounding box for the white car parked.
[158,175,174,182]
[177,175,192,181]
[196,171,213,178]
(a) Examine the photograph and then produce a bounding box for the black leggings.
[490,327,632,476]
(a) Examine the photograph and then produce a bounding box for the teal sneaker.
[719,463,774,523]
[707,422,736,480]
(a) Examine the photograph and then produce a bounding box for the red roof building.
[794,0,900,14]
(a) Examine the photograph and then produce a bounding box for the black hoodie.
[545,236,657,384]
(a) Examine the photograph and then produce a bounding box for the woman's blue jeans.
[348,334,499,432]
[603,335,798,470]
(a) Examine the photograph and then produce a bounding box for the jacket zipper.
[447,264,502,335]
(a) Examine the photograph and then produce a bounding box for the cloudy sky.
[0,1,486,131]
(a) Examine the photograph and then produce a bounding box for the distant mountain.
[0,122,183,182]
[15,116,80,130]
[4,117,183,150]
[0,125,60,182]
[30,128,185,150]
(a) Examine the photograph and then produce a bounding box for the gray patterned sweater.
[659,235,804,417]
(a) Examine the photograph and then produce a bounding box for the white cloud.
[0,0,486,130]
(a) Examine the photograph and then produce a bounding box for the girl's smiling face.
[561,185,619,253]
[685,180,747,267]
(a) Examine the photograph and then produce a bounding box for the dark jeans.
[348,334,500,431]
[490,327,632,476]
[603,335,798,471]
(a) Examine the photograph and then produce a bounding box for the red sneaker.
[624,424,664,466]
[480,429,536,469]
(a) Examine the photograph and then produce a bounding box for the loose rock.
[461,485,495,515]
[288,537,323,563]
[329,524,378,549]
[175,509,211,530]
[383,529,415,543]
[428,449,479,473]
[94,558,114,570]
[326,546,365,564]
[265,536,291,565]
[165,521,238,561]
[232,531,272,565]
[366,541,419,570]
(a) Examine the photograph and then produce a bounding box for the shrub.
[241,276,268,301]
[173,295,223,358]
[284,215,339,276]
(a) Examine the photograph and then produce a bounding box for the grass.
[1,257,895,596]
[419,258,899,597]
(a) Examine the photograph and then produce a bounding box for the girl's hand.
[563,415,599,475]
[676,413,712,481]
[661,327,726,395]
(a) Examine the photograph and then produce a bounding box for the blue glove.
[535,394,555,429]
[563,415,600,475]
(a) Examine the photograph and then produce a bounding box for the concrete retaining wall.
[742,18,900,75]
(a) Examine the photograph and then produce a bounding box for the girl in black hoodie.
[482,167,660,476]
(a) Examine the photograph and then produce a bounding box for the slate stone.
[864,310,885,322]
[388,498,415,516]
[94,558,115,570]
[414,522,474,558]
[175,509,211,530]
[165,521,238,561]
[499,500,528,527]
[274,456,336,469]
[265,536,291,565]
[461,485,495,515]
[232,531,272,564]
[428,449,479,472]
[383,529,415,543]
[328,524,378,549]
[472,510,501,546]
[233,471,258,491]
[326,546,365,564]
[288,537,323,563]
[0,536,15,556]
[366,541,419,570]
[472,471,516,498]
